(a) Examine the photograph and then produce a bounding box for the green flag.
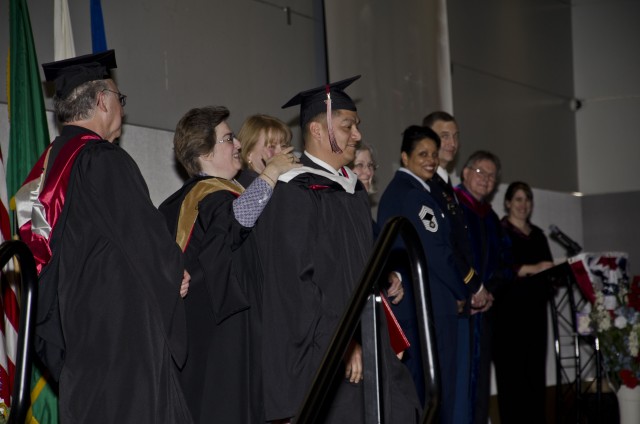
[7,1,58,423]
[8,0,50,202]
[25,365,58,424]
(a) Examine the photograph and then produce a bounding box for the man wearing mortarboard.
[14,51,193,423]
[252,76,422,423]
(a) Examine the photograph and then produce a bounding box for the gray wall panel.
[324,0,446,198]
[582,191,640,276]
[572,1,640,195]
[451,65,578,192]
[448,0,577,192]
[448,0,574,99]
[1,0,321,136]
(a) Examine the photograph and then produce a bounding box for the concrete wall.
[0,0,322,143]
[448,0,577,192]
[572,0,640,195]
[323,0,447,196]
[582,190,640,277]
[447,0,640,197]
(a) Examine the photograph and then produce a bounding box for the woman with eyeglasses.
[159,106,300,423]
[349,143,378,195]
[237,114,293,187]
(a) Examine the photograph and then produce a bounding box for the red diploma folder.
[380,294,410,354]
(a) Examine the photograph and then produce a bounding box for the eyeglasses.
[467,167,496,182]
[102,89,127,107]
[353,162,378,171]
[217,133,237,144]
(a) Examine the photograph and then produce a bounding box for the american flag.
[0,147,19,412]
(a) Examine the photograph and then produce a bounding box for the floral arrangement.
[0,400,8,424]
[587,274,640,389]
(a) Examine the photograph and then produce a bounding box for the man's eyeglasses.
[217,133,237,144]
[353,162,378,171]
[102,89,127,107]
[467,167,496,182]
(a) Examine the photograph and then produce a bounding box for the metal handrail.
[294,216,439,423]
[0,241,38,424]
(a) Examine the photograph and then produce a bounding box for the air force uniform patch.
[419,205,438,233]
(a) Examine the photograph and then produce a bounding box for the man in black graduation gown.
[15,51,192,423]
[253,76,421,423]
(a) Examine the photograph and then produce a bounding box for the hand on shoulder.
[260,147,302,187]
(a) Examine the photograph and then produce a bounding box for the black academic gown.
[39,126,191,423]
[236,168,259,188]
[159,176,263,423]
[254,154,421,423]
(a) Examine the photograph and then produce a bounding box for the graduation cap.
[282,75,360,153]
[42,50,117,99]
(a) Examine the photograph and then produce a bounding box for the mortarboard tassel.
[325,85,343,154]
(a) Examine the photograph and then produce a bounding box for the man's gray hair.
[53,79,110,123]
[461,150,502,182]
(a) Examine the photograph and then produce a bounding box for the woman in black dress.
[494,181,554,424]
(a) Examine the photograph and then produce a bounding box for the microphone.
[549,224,582,256]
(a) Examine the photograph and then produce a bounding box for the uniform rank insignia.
[419,205,439,233]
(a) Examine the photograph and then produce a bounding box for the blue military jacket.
[378,169,466,317]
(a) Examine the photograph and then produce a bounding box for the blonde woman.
[237,114,292,186]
